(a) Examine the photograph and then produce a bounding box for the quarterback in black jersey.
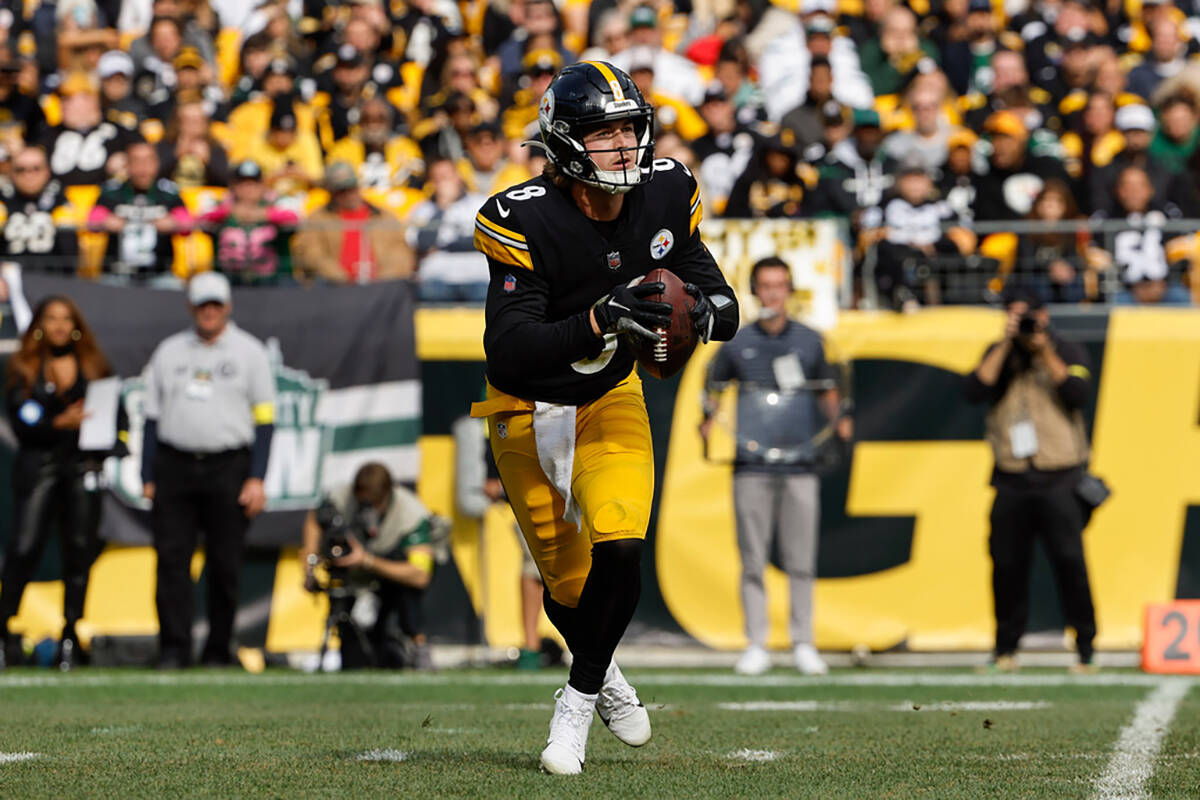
[471,61,738,775]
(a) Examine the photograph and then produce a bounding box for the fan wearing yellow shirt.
[243,104,325,198]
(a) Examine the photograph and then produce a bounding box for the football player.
[471,61,739,775]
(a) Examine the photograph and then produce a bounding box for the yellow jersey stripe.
[584,60,625,102]
[689,196,703,235]
[475,229,534,270]
[475,211,527,245]
[1067,364,1091,380]
[689,185,700,210]
[254,402,276,424]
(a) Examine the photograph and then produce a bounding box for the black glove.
[592,281,672,345]
[685,283,714,343]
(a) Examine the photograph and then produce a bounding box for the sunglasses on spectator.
[13,165,46,174]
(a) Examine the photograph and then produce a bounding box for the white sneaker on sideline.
[734,646,771,676]
[794,643,828,676]
[596,662,651,746]
[540,687,595,775]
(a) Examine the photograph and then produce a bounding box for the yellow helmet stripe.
[583,60,626,102]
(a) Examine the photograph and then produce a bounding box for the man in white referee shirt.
[141,272,276,669]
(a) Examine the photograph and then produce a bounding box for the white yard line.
[1092,678,1192,800]
[727,749,779,762]
[719,700,1052,712]
[354,749,409,762]
[0,671,1171,690]
[0,752,40,764]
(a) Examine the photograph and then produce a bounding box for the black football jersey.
[40,122,133,186]
[475,157,738,406]
[0,180,77,270]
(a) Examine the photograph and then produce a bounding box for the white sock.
[563,684,598,707]
[604,660,621,686]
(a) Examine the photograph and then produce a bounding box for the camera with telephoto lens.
[1018,314,1040,335]
[314,498,369,563]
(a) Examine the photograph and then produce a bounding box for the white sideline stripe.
[719,700,1051,712]
[315,381,421,427]
[0,671,1175,690]
[728,749,778,762]
[1092,679,1192,800]
[355,748,409,762]
[0,752,40,764]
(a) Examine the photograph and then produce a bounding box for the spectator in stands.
[971,111,1070,221]
[780,58,835,155]
[960,48,1056,132]
[407,156,489,302]
[1090,103,1198,219]
[1060,91,1123,181]
[125,0,215,72]
[1013,180,1091,304]
[316,45,378,150]
[326,96,424,191]
[1,296,124,672]
[147,47,221,124]
[724,132,811,218]
[0,51,46,146]
[460,120,528,195]
[611,4,703,105]
[881,82,953,172]
[498,49,560,143]
[1107,165,1191,305]
[41,72,133,186]
[711,39,768,123]
[1149,93,1199,173]
[132,16,189,108]
[423,52,499,125]
[810,108,892,227]
[624,45,707,142]
[758,8,874,123]
[87,139,191,282]
[97,50,146,131]
[859,6,939,97]
[0,146,78,273]
[940,128,977,221]
[226,58,320,160]
[1128,16,1188,101]
[940,0,1002,97]
[201,160,299,285]
[874,156,975,308]
[693,81,759,217]
[964,287,1099,674]
[157,99,230,188]
[494,0,573,91]
[292,161,414,284]
[419,90,477,163]
[245,103,324,199]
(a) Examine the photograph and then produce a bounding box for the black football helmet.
[537,61,655,194]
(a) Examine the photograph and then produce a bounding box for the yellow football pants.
[472,373,654,607]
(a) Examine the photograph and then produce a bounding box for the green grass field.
[1,667,1198,799]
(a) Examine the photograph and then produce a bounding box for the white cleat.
[794,643,829,676]
[540,688,594,775]
[596,662,651,746]
[734,645,771,676]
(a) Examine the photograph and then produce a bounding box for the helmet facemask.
[571,112,654,194]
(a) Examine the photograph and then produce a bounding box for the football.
[629,268,697,380]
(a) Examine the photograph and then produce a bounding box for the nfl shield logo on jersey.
[496,422,508,439]
[650,228,674,260]
[503,273,517,293]
[607,251,622,270]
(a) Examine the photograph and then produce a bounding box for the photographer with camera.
[965,288,1099,674]
[299,462,436,670]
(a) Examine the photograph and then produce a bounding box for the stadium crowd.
[0,0,1198,306]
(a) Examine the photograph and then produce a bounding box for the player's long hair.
[8,296,113,397]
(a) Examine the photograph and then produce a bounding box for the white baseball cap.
[1114,103,1155,132]
[97,50,134,79]
[188,271,232,306]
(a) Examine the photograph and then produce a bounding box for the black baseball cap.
[336,44,363,66]
[233,160,263,180]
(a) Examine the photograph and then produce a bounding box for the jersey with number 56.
[474,157,739,406]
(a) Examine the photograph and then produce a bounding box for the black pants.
[336,581,425,669]
[989,483,1097,661]
[151,446,251,663]
[0,449,102,633]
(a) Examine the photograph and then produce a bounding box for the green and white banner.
[18,274,421,546]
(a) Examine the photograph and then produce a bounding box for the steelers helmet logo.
[539,89,554,127]
[650,228,674,260]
